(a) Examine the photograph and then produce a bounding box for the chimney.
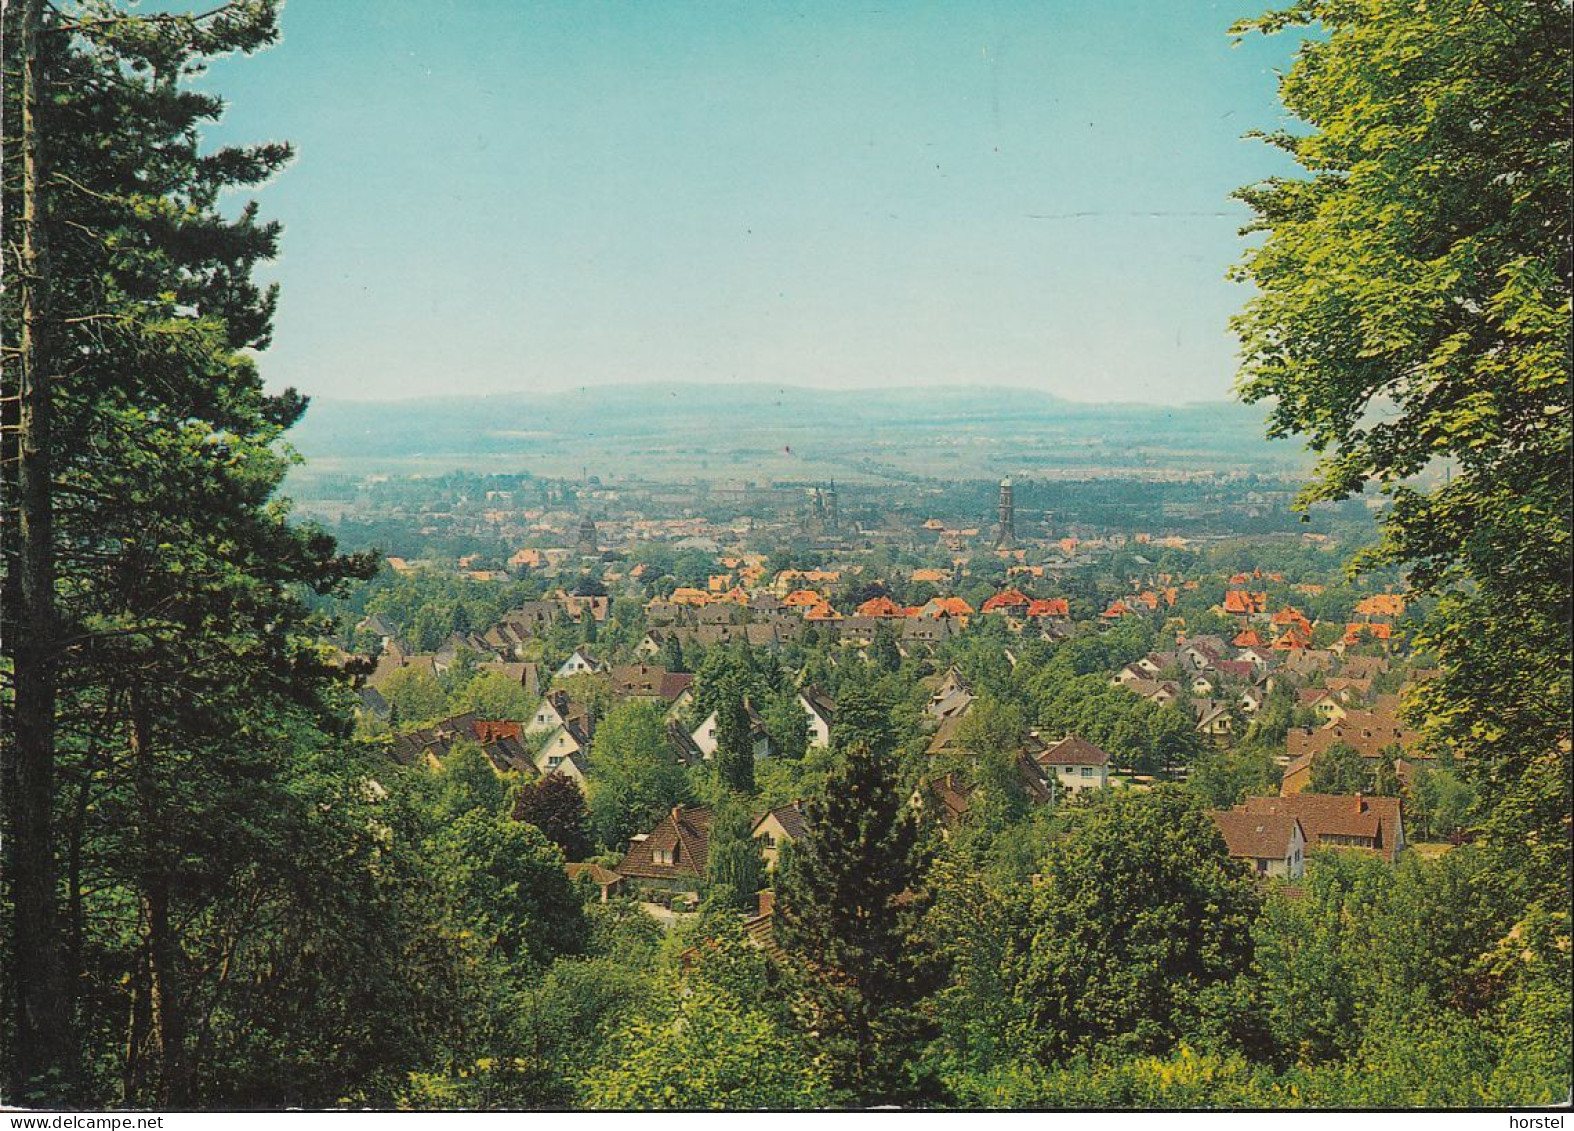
[1355,792,1364,812]
[758,889,775,917]
[672,806,683,824]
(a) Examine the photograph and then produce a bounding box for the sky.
[200,1,1308,405]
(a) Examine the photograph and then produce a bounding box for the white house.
[555,646,606,679]
[691,705,773,761]
[1211,810,1306,879]
[1036,734,1112,796]
[532,723,590,787]
[797,685,836,749]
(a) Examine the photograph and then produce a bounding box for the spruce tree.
[704,794,762,914]
[713,673,755,795]
[774,741,944,1106]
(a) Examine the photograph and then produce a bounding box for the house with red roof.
[856,595,908,618]
[1027,597,1071,619]
[617,806,713,895]
[1241,794,1405,862]
[982,588,1032,614]
[1036,735,1113,795]
[1354,593,1405,621]
[1211,810,1307,878]
[1222,590,1269,618]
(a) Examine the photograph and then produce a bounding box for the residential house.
[1036,734,1112,795]
[556,646,606,678]
[616,806,713,895]
[797,685,836,748]
[1210,810,1307,878]
[1192,699,1236,738]
[1122,678,1182,708]
[477,660,543,699]
[927,668,975,721]
[751,803,807,869]
[1241,793,1405,862]
[691,703,774,761]
[533,722,591,784]
[609,663,695,713]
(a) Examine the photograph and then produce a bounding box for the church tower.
[993,477,1016,549]
[576,514,599,557]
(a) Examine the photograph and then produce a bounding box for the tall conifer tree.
[774,741,943,1106]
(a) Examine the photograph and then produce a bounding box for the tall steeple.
[576,513,598,557]
[993,477,1016,549]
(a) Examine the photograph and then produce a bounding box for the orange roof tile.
[982,588,1031,613]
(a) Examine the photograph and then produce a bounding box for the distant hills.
[286,382,1311,483]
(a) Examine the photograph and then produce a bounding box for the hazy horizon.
[200,1,1307,407]
[302,377,1268,408]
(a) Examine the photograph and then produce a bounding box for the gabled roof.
[616,806,714,879]
[928,772,976,823]
[1026,597,1070,618]
[1354,593,1405,619]
[666,719,706,765]
[1223,590,1268,615]
[566,862,624,887]
[856,595,908,618]
[1038,734,1112,767]
[1210,810,1304,861]
[752,802,808,842]
[1241,794,1403,862]
[798,684,836,723]
[609,663,694,702]
[1212,659,1258,681]
[981,588,1031,613]
[920,596,974,618]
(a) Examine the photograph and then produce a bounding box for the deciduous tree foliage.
[587,700,691,851]
[703,794,762,913]
[1002,789,1262,1063]
[1231,0,1570,927]
[1308,741,1367,794]
[512,772,594,863]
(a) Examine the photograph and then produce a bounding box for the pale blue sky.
[202,1,1305,403]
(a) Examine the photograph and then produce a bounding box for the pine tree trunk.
[130,697,189,1107]
[5,0,74,1100]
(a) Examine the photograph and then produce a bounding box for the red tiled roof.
[1223,590,1268,615]
[1354,594,1405,619]
[1210,810,1304,861]
[616,806,713,880]
[1027,597,1071,618]
[1038,734,1112,768]
[856,596,907,618]
[982,588,1031,613]
[923,596,974,618]
[1241,794,1403,862]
